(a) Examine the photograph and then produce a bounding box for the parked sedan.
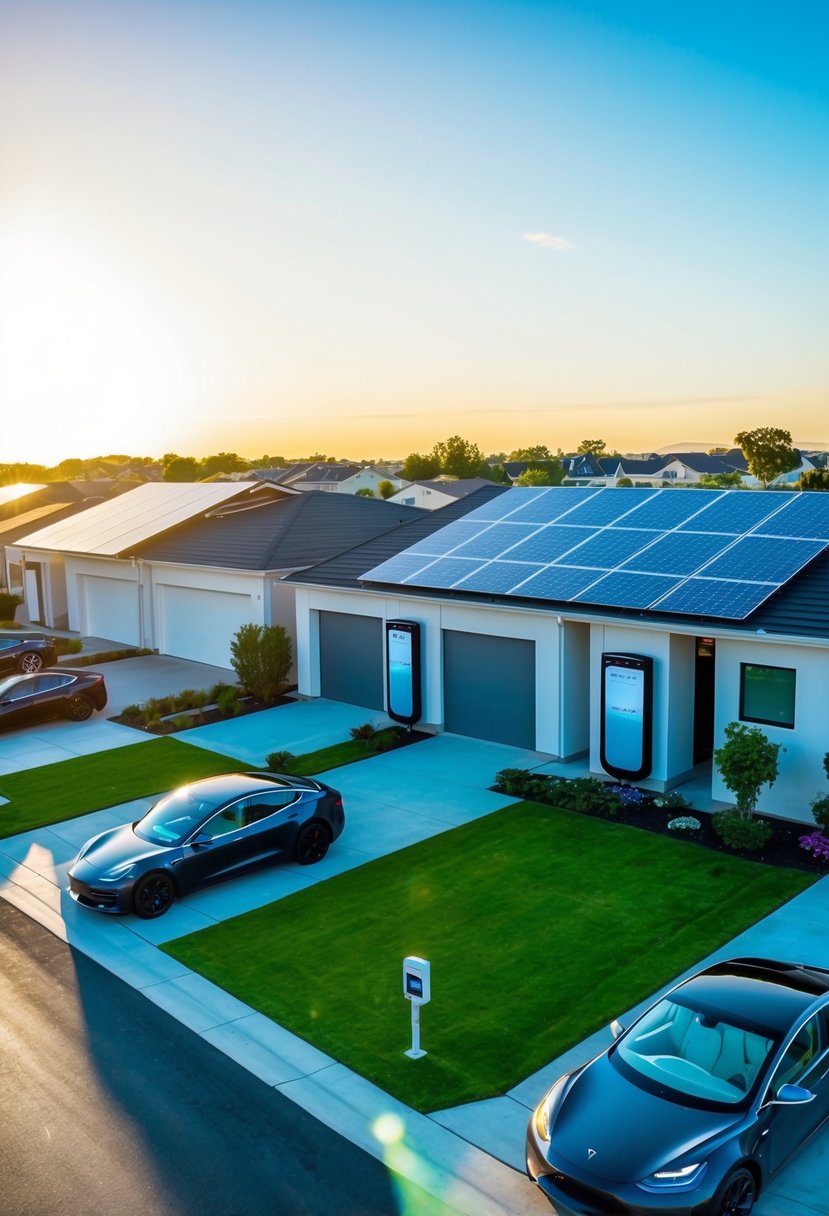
[0,668,107,729]
[526,956,829,1216]
[0,633,58,674]
[68,771,345,918]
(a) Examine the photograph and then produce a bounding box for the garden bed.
[492,769,827,874]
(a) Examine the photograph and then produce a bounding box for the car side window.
[769,1012,825,1096]
[200,803,245,838]
[3,680,35,701]
[36,674,73,692]
[243,791,301,826]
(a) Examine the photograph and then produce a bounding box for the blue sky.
[1,0,827,463]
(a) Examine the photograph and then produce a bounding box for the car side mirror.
[190,833,213,848]
[773,1083,816,1105]
[610,1019,625,1040]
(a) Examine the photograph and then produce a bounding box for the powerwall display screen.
[385,620,422,725]
[600,653,654,782]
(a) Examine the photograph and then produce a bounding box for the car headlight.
[100,861,137,880]
[638,1161,708,1191]
[533,1076,568,1142]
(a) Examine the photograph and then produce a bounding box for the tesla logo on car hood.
[586,1148,597,1160]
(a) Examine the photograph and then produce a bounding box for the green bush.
[714,722,782,817]
[266,750,296,772]
[209,681,238,702]
[170,714,194,731]
[230,623,292,702]
[0,592,22,619]
[121,704,141,720]
[216,686,241,715]
[653,791,693,811]
[368,727,403,753]
[810,794,829,832]
[349,722,379,741]
[712,809,773,852]
[492,769,619,815]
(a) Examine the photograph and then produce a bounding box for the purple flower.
[798,832,829,860]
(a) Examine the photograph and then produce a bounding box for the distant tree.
[707,446,728,455]
[698,471,745,489]
[250,454,286,468]
[162,453,202,481]
[307,452,335,462]
[577,438,607,456]
[355,487,375,497]
[201,451,249,477]
[516,467,555,486]
[615,476,633,487]
[402,451,441,481]
[734,427,799,488]
[799,469,829,491]
[509,445,552,461]
[377,480,395,499]
[487,451,507,463]
[55,458,86,477]
[0,463,52,484]
[432,435,490,479]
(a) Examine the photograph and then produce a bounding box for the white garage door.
[83,576,139,645]
[159,585,253,668]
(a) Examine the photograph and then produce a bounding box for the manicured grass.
[286,739,380,776]
[0,738,247,837]
[163,799,814,1112]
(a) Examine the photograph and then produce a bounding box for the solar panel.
[359,487,829,620]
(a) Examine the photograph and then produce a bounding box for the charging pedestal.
[403,956,430,1059]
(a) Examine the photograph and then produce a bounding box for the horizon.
[2,1,827,466]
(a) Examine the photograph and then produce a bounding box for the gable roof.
[286,485,509,589]
[395,477,498,499]
[133,491,425,570]
[13,482,281,557]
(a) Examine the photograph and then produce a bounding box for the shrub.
[668,816,702,833]
[653,791,693,811]
[810,794,829,832]
[54,636,83,656]
[266,750,296,772]
[714,722,782,817]
[230,623,292,702]
[170,714,194,731]
[216,685,241,715]
[0,592,22,619]
[349,722,379,741]
[614,784,648,809]
[209,681,238,702]
[566,777,620,815]
[120,703,141,720]
[368,727,403,753]
[712,809,773,852]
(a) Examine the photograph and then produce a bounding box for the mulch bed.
[590,792,825,875]
[111,694,297,734]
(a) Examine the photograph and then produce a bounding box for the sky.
[1,0,827,466]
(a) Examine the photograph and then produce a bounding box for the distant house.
[247,462,404,496]
[388,477,500,509]
[599,449,815,488]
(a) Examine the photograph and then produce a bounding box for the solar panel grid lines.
[359,487,829,620]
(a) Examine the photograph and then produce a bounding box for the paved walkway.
[1,697,828,1214]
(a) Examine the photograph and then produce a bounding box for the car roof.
[675,958,829,1036]
[186,773,296,800]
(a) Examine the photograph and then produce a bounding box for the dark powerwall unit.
[385,620,422,726]
[600,652,654,782]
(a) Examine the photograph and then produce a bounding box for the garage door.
[319,611,384,709]
[443,630,536,748]
[159,586,253,668]
[82,576,139,645]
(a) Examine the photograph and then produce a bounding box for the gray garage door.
[319,611,384,709]
[443,630,536,748]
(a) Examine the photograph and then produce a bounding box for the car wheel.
[132,872,176,919]
[66,694,94,721]
[713,1167,756,1216]
[18,651,44,674]
[294,821,330,865]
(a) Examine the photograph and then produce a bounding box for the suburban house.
[8,481,423,670]
[599,449,816,487]
[245,462,404,496]
[501,454,605,484]
[388,477,501,509]
[287,485,829,823]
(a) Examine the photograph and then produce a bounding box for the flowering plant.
[615,785,646,807]
[667,816,701,832]
[798,831,829,861]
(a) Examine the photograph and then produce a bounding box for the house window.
[739,663,796,729]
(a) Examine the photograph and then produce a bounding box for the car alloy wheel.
[294,822,330,865]
[18,652,44,674]
[66,694,93,721]
[132,872,176,919]
[715,1167,756,1216]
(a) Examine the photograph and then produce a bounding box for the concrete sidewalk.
[1,698,828,1214]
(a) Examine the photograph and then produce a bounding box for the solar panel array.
[360,488,829,620]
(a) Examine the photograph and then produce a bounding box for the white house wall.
[64,556,142,644]
[713,637,829,822]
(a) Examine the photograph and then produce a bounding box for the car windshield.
[134,787,231,846]
[613,995,779,1106]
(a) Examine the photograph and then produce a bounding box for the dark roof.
[133,490,425,571]
[0,482,86,520]
[287,485,829,639]
[286,485,509,589]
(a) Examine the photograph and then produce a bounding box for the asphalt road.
[0,901,458,1216]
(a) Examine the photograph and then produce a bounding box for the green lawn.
[0,738,247,837]
[163,799,814,1112]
